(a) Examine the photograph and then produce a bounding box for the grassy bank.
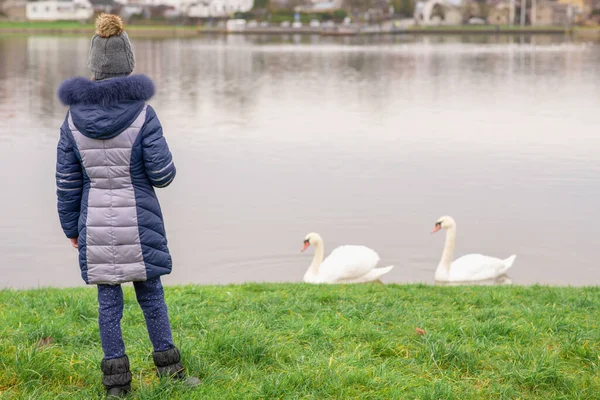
[404,25,570,34]
[0,21,197,29]
[0,21,198,37]
[0,284,598,399]
[0,20,583,37]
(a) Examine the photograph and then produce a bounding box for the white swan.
[431,216,516,282]
[301,232,394,284]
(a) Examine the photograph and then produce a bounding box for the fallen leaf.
[37,337,54,348]
[415,328,426,336]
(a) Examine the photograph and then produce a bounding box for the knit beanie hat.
[88,14,135,81]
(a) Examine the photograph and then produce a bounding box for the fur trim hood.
[58,75,155,107]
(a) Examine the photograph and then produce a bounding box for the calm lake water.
[1,34,599,288]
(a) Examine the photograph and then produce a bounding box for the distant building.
[89,0,116,13]
[301,0,343,11]
[186,0,253,17]
[534,1,571,25]
[1,0,27,20]
[414,0,462,25]
[297,1,339,12]
[26,0,94,20]
[19,0,251,20]
[126,0,162,6]
[487,4,510,25]
[558,0,585,12]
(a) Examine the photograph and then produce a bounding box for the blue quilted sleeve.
[56,116,83,239]
[141,105,176,188]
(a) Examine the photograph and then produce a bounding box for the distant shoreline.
[0,23,198,37]
[200,26,572,36]
[1,21,596,37]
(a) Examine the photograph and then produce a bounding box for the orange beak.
[301,242,310,252]
[431,225,441,234]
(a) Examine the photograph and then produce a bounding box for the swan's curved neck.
[309,239,325,276]
[439,226,456,270]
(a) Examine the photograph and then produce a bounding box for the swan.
[301,232,394,284]
[431,216,516,282]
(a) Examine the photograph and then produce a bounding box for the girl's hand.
[69,238,78,249]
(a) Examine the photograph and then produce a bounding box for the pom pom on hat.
[88,13,135,80]
[95,13,124,38]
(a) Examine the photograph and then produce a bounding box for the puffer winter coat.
[56,75,175,285]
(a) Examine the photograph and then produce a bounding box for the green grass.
[406,24,569,32]
[0,21,93,29]
[0,284,599,399]
[0,20,572,32]
[0,21,197,30]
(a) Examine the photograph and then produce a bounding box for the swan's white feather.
[304,245,394,283]
[336,265,395,283]
[443,254,516,282]
[302,233,394,284]
[320,245,380,281]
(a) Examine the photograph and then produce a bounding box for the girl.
[55,13,199,397]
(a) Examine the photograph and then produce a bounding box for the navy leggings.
[97,277,174,360]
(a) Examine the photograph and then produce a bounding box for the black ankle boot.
[153,347,185,378]
[152,347,200,386]
[101,355,132,398]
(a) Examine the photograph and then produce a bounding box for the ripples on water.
[0,34,599,288]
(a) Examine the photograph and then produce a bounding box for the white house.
[414,0,462,25]
[186,0,253,17]
[26,0,94,20]
[127,0,163,6]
